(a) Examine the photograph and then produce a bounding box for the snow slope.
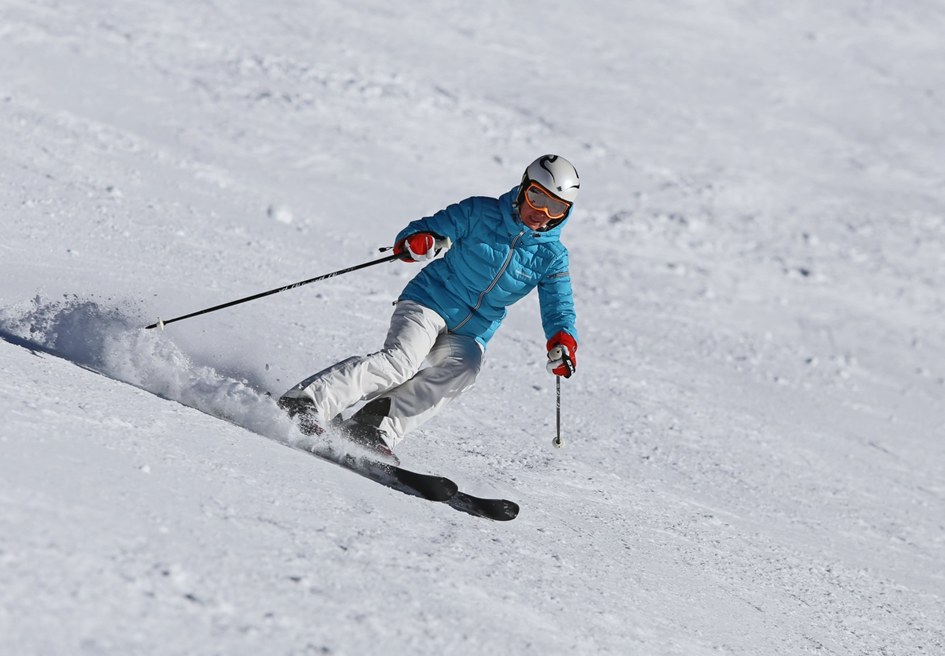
[1,1,943,654]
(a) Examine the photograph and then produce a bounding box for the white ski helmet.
[516,154,580,230]
[523,154,580,202]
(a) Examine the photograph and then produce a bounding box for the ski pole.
[145,237,452,330]
[552,376,565,449]
[145,251,400,330]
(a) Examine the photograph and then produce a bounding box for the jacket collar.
[499,187,569,243]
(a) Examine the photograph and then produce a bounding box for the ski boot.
[277,396,325,436]
[342,397,399,465]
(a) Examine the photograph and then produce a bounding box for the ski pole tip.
[552,436,565,449]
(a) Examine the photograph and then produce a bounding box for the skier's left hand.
[546,332,577,378]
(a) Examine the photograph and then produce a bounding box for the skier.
[278,154,580,459]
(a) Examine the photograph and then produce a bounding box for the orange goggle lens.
[524,183,571,220]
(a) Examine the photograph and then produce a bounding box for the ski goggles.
[523,183,572,220]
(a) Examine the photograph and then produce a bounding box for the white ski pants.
[283,300,483,445]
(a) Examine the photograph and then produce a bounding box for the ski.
[449,492,520,522]
[300,447,518,519]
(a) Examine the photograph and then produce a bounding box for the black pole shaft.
[145,252,401,330]
[552,376,563,447]
[556,376,561,438]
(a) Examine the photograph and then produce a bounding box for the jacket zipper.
[453,228,525,332]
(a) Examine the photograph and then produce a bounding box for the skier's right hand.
[395,233,439,262]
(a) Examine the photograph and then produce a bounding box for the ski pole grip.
[380,236,451,255]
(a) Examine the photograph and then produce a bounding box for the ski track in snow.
[1,0,944,654]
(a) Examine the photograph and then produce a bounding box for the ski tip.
[491,500,519,521]
[449,493,520,521]
[502,501,520,521]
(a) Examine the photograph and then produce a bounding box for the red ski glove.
[546,331,577,378]
[394,233,438,262]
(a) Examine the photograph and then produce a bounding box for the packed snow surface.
[1,1,943,654]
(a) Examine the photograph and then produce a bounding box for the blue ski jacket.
[395,187,578,349]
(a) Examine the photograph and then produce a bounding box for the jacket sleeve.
[395,196,479,246]
[537,250,578,344]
